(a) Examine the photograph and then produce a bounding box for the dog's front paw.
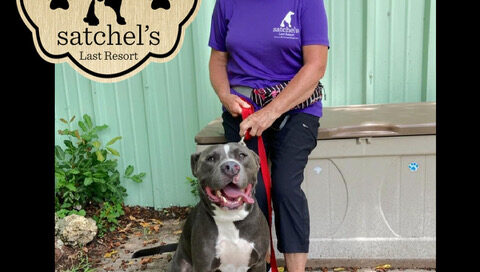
[84,15,99,26]
[117,16,126,25]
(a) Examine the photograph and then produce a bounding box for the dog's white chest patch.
[213,205,254,272]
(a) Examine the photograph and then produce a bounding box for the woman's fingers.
[224,95,252,117]
[240,109,278,137]
[236,97,251,109]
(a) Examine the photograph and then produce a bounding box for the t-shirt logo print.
[272,10,299,40]
[280,11,295,28]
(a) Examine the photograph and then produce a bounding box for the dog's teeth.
[221,196,227,203]
[237,197,242,202]
[216,190,222,197]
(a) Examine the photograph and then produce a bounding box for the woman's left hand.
[239,108,281,137]
[239,45,328,138]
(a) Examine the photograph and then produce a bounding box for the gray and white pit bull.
[132,142,270,272]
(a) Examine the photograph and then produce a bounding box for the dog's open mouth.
[205,182,254,209]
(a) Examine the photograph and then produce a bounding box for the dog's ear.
[191,152,201,177]
[249,150,260,170]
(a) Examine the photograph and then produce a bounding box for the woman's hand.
[219,93,251,117]
[239,45,328,137]
[239,107,281,137]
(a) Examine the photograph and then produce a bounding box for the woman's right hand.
[219,93,251,117]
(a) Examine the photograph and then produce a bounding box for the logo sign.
[273,11,299,40]
[17,0,201,82]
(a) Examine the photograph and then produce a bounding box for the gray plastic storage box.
[195,102,436,268]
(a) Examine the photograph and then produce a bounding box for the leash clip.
[239,135,246,146]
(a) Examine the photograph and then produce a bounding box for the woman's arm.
[209,48,250,117]
[239,44,328,137]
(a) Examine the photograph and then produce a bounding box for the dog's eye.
[239,153,248,159]
[206,155,216,162]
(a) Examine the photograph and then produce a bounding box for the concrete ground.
[92,218,435,272]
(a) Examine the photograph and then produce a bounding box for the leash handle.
[239,98,278,272]
[240,102,254,141]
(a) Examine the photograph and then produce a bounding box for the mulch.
[55,205,415,272]
[55,204,191,271]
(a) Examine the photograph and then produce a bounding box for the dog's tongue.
[222,183,254,204]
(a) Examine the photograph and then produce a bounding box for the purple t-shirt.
[209,0,329,117]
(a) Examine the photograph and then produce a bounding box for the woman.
[208,0,329,271]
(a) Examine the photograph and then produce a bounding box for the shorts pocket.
[296,113,320,143]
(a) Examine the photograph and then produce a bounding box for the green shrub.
[186,177,199,199]
[93,201,125,237]
[55,114,145,236]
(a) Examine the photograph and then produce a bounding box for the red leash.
[240,98,278,272]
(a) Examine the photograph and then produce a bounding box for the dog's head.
[191,143,260,210]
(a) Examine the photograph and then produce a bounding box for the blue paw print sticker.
[408,162,419,172]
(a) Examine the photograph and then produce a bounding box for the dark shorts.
[222,110,319,253]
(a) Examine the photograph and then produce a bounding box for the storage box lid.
[195,102,436,144]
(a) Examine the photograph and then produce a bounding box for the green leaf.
[56,209,68,219]
[83,114,93,129]
[93,178,105,184]
[131,176,143,183]
[64,140,74,149]
[109,172,120,182]
[95,124,108,131]
[83,134,92,142]
[55,171,66,180]
[92,172,107,178]
[78,121,87,132]
[107,183,117,193]
[55,145,65,160]
[92,141,101,149]
[84,177,93,186]
[106,136,122,146]
[69,169,80,175]
[124,165,134,177]
[65,183,77,192]
[106,147,120,156]
[96,150,105,162]
[61,202,72,209]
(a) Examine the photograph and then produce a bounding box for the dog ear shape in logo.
[17,0,200,82]
[49,0,129,26]
[280,11,294,28]
[49,0,171,26]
